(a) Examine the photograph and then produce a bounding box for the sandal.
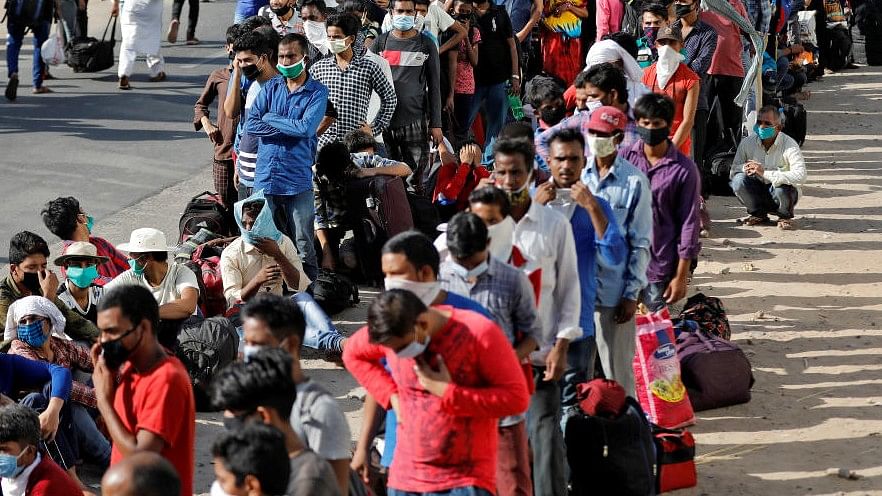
[32,86,52,94]
[118,76,132,90]
[777,219,796,230]
[741,215,770,226]
[185,37,200,45]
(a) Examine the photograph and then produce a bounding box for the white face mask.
[656,45,684,88]
[396,333,430,358]
[384,278,442,306]
[585,100,603,113]
[487,216,516,262]
[210,481,233,496]
[304,20,328,47]
[587,135,617,158]
[414,13,426,31]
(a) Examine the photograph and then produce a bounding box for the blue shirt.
[245,76,328,196]
[549,197,627,338]
[581,155,653,306]
[381,291,491,467]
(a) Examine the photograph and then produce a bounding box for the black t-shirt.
[475,5,514,86]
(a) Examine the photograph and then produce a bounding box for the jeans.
[266,191,318,281]
[388,488,493,496]
[731,172,799,220]
[71,404,111,468]
[292,292,344,352]
[467,82,510,165]
[559,336,596,432]
[383,120,431,196]
[526,367,566,496]
[452,93,475,149]
[594,306,637,396]
[642,278,672,313]
[171,0,199,40]
[19,384,78,469]
[6,19,50,88]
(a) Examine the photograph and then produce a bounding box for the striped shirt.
[372,31,442,129]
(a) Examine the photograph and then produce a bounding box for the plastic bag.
[41,23,65,66]
[633,307,695,429]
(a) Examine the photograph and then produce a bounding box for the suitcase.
[346,175,414,284]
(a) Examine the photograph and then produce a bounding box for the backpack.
[678,292,731,340]
[565,397,657,496]
[182,244,227,318]
[3,0,53,28]
[176,316,239,411]
[178,191,232,243]
[652,425,698,493]
[307,269,360,316]
[675,321,755,411]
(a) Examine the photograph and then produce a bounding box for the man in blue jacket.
[246,33,329,281]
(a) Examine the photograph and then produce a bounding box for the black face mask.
[675,3,694,17]
[637,125,670,146]
[21,272,42,295]
[271,5,291,16]
[540,106,567,126]
[228,51,235,61]
[101,326,140,370]
[241,63,262,81]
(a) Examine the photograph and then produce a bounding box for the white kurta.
[120,0,162,55]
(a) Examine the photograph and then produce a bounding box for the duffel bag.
[675,324,755,411]
[66,15,116,73]
[653,425,698,493]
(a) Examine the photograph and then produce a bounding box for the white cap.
[117,228,175,253]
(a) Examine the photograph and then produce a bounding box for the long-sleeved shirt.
[547,194,627,337]
[343,307,530,494]
[372,31,443,130]
[620,140,702,283]
[9,337,95,408]
[0,353,72,401]
[535,107,639,164]
[245,75,328,196]
[674,19,718,111]
[731,132,807,189]
[0,275,99,349]
[194,66,239,162]
[596,0,625,41]
[310,54,397,148]
[581,155,653,305]
[513,200,582,365]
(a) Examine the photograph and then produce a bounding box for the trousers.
[118,47,164,78]
[594,306,637,396]
[731,172,799,220]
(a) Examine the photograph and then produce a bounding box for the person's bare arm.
[254,238,301,291]
[507,37,521,95]
[664,258,692,304]
[672,82,699,148]
[351,394,384,483]
[240,264,280,301]
[357,162,412,177]
[329,459,350,495]
[439,19,467,54]
[317,116,335,136]
[315,229,337,270]
[223,64,243,119]
[158,287,198,319]
[516,0,543,42]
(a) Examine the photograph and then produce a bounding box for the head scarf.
[234,189,283,246]
[4,296,70,342]
[585,39,645,84]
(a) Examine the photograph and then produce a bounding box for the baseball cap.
[656,26,683,43]
[588,106,628,134]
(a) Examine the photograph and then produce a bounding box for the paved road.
[0,0,238,255]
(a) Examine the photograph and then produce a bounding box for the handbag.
[65,15,116,72]
[653,425,697,493]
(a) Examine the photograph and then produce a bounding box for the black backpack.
[565,397,657,496]
[178,191,232,243]
[3,0,53,29]
[176,316,239,411]
[307,269,359,316]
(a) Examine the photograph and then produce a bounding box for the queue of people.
[0,0,841,492]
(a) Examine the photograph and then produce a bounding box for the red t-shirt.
[343,307,530,494]
[111,356,196,496]
[643,62,700,156]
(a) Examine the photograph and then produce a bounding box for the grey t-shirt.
[288,449,342,496]
[290,380,352,461]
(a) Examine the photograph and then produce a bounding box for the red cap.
[588,106,627,134]
[577,378,627,417]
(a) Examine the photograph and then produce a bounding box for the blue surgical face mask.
[67,265,99,289]
[754,124,777,140]
[392,14,416,31]
[17,320,48,348]
[396,333,429,359]
[0,447,30,478]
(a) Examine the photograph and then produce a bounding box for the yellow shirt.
[220,235,311,306]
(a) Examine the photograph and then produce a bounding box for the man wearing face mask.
[311,13,398,149]
[730,105,806,231]
[636,3,670,68]
[55,242,107,325]
[91,285,195,496]
[535,126,627,429]
[381,0,466,51]
[246,33,329,281]
[210,349,341,496]
[0,231,98,349]
[258,0,303,35]
[0,404,82,496]
[621,94,701,312]
[301,0,332,63]
[490,136,580,496]
[344,289,529,496]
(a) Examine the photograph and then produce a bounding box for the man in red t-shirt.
[343,289,530,495]
[91,284,196,496]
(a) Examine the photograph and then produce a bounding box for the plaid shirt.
[310,54,398,148]
[60,236,130,286]
[9,337,96,408]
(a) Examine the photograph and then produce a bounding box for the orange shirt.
[643,62,700,157]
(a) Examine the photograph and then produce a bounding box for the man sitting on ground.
[731,105,807,230]
[101,451,181,496]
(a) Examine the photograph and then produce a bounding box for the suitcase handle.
[101,14,116,43]
[190,190,219,202]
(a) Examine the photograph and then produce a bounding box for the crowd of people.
[0,0,871,491]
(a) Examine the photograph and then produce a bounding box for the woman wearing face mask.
[54,243,106,325]
[641,25,699,156]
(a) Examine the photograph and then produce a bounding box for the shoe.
[118,76,132,90]
[5,74,19,101]
[149,72,167,82]
[185,37,200,45]
[32,86,52,94]
[166,19,180,43]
